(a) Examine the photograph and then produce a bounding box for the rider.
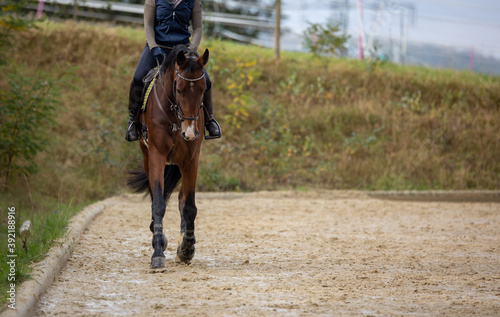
[125,0,221,141]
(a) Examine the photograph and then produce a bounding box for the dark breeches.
[132,44,212,91]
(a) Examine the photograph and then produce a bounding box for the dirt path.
[35,191,500,316]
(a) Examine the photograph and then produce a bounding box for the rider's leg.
[203,70,221,139]
[125,80,143,141]
[125,44,157,142]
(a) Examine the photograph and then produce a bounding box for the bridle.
[170,69,205,122]
[152,62,207,121]
[176,69,205,82]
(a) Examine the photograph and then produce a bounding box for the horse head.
[174,48,209,141]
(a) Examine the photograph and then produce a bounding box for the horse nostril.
[181,125,198,141]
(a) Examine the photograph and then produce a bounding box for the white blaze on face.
[182,120,198,141]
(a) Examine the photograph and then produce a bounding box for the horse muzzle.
[181,120,200,141]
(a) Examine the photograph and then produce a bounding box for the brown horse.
[127,45,209,269]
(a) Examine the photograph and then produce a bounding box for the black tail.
[127,165,182,201]
[127,168,150,195]
[162,165,182,200]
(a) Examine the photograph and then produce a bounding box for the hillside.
[3,21,500,201]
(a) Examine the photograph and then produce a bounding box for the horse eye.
[176,88,181,94]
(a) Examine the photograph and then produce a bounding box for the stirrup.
[125,121,141,142]
[204,119,221,140]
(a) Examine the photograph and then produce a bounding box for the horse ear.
[177,50,187,66]
[197,49,209,67]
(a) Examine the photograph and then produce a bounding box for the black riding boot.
[203,88,221,140]
[125,81,143,142]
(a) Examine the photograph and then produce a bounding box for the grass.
[0,187,88,306]
[1,19,499,305]
[201,38,499,190]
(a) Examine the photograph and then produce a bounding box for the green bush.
[0,71,64,186]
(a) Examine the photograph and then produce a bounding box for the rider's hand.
[152,47,166,64]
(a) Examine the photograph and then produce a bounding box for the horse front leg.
[148,149,168,269]
[176,163,199,264]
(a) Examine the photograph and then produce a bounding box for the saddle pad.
[142,67,161,111]
[142,76,156,111]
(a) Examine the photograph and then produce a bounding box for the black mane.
[160,44,202,75]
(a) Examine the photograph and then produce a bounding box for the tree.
[303,21,350,56]
[0,72,62,185]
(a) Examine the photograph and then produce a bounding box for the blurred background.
[24,0,500,74]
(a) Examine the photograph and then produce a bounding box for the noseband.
[171,70,206,122]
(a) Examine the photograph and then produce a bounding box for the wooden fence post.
[274,0,281,60]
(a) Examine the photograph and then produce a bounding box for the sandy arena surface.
[35,191,500,316]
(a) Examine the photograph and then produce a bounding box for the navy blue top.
[154,0,195,47]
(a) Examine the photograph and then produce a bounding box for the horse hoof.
[175,245,195,264]
[174,254,191,265]
[151,256,166,269]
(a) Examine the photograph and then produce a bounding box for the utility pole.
[275,0,281,60]
[36,0,45,19]
[357,0,364,60]
[400,8,408,65]
[73,0,78,21]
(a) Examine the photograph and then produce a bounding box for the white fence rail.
[29,0,275,30]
